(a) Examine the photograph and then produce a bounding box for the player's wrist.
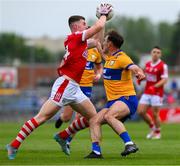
[100,14,108,17]
[99,15,107,20]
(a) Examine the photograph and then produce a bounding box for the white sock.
[125,141,134,146]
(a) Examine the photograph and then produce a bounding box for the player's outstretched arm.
[84,4,112,40]
[85,16,106,40]
[96,41,107,60]
[93,27,105,45]
[129,64,145,81]
[87,27,105,49]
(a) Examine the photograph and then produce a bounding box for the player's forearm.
[154,78,168,88]
[94,64,103,82]
[95,64,103,75]
[129,65,143,75]
[129,65,145,80]
[96,42,106,60]
[93,27,105,45]
[95,15,107,30]
[85,16,106,40]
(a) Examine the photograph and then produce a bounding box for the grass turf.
[0,121,180,165]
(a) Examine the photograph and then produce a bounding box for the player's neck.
[71,28,78,33]
[71,30,76,33]
[152,59,160,64]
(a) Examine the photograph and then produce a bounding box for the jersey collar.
[151,59,161,67]
[112,50,122,56]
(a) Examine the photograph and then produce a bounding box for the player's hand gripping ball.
[96,3,114,21]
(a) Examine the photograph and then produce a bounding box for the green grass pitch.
[0,121,180,165]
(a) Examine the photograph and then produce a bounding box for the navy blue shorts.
[105,95,138,122]
[80,86,92,98]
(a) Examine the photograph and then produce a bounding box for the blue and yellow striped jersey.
[103,50,136,101]
[79,48,102,87]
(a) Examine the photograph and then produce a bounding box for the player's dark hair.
[106,30,124,48]
[153,46,161,50]
[68,15,85,26]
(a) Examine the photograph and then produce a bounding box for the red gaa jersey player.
[138,46,168,139]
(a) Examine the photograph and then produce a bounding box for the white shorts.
[50,76,88,107]
[139,94,163,106]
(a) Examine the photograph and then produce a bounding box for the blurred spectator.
[171,79,178,91]
[177,89,180,104]
[170,79,179,102]
[167,91,176,105]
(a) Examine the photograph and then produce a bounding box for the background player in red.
[6,3,113,160]
[138,46,168,139]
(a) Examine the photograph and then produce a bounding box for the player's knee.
[89,114,101,126]
[86,111,97,121]
[104,113,112,123]
[89,118,94,126]
[89,116,97,125]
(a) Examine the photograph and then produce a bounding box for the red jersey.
[57,31,88,83]
[144,60,168,97]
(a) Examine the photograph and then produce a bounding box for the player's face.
[151,48,162,62]
[76,19,88,31]
[103,36,110,54]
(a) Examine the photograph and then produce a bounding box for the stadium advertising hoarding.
[148,107,180,123]
[0,67,18,92]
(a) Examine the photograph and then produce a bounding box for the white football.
[96,5,114,21]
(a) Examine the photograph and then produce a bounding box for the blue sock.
[92,142,101,155]
[119,131,132,144]
[66,136,73,144]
